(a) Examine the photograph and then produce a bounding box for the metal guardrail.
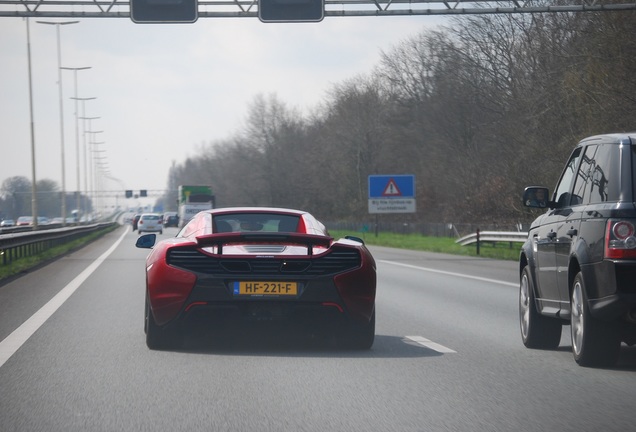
[456,230,528,246]
[0,223,116,266]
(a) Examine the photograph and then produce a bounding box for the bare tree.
[161,10,636,228]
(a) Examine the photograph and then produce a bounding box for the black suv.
[519,132,636,367]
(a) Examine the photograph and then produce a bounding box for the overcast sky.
[1,15,444,203]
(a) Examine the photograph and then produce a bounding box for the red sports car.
[136,207,376,350]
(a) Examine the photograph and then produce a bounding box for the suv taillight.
[605,220,636,259]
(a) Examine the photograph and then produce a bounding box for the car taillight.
[605,220,636,259]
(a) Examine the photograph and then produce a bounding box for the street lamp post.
[63,66,91,223]
[76,102,97,219]
[85,129,103,216]
[25,19,39,229]
[36,20,79,224]
[90,142,106,213]
[93,154,108,214]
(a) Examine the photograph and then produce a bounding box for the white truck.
[177,185,214,228]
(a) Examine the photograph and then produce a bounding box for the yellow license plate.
[233,281,298,296]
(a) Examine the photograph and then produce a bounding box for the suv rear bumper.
[589,293,636,322]
[584,260,636,322]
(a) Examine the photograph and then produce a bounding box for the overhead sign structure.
[130,0,198,23]
[258,0,324,23]
[4,0,636,19]
[368,175,416,214]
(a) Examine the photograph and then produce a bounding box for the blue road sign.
[368,175,415,198]
[368,175,416,214]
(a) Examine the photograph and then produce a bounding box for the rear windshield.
[572,144,621,204]
[213,213,300,233]
[142,215,160,220]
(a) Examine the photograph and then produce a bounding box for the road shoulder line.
[378,259,518,287]
[0,228,128,369]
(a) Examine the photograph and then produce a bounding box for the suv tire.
[519,266,562,349]
[570,272,621,367]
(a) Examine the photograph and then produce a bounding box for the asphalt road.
[0,226,634,432]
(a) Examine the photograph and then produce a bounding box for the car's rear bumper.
[582,260,636,321]
[589,293,636,321]
[180,300,349,329]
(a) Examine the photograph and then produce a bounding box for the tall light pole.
[89,138,105,214]
[25,18,39,229]
[93,154,108,214]
[75,102,97,220]
[62,66,91,223]
[85,129,103,216]
[36,20,79,223]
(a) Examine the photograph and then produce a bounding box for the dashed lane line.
[405,336,457,353]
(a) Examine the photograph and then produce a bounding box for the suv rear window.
[571,144,621,205]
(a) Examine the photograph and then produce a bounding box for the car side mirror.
[136,233,156,249]
[523,186,552,209]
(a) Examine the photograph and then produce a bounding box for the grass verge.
[0,225,118,283]
[330,230,521,261]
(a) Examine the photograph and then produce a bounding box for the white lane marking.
[405,336,457,353]
[0,228,128,369]
[378,260,518,287]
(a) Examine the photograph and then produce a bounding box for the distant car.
[0,219,15,227]
[137,213,163,234]
[163,212,179,227]
[519,132,636,367]
[132,214,141,231]
[135,207,376,350]
[16,216,33,226]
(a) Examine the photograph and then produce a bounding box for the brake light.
[297,216,307,233]
[605,220,636,259]
[613,221,634,239]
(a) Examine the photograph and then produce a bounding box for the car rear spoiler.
[195,232,334,255]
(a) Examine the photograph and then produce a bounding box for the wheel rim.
[571,280,584,356]
[520,272,531,340]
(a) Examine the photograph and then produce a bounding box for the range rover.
[519,132,636,367]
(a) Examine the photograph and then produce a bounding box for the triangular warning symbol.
[382,179,402,196]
